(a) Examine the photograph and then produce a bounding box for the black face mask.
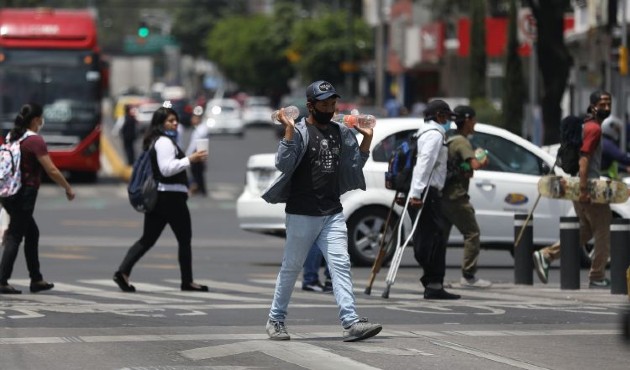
[312,108,334,124]
[595,109,611,121]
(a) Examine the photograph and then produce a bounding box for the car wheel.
[346,207,399,267]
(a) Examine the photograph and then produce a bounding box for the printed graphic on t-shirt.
[312,130,340,174]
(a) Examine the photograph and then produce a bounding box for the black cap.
[589,89,611,105]
[306,80,341,101]
[424,99,457,119]
[454,105,476,121]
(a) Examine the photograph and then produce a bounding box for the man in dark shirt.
[263,81,382,342]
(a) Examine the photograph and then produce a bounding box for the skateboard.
[538,175,629,204]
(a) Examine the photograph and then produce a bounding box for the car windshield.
[0,49,101,132]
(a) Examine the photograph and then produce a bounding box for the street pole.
[621,0,627,153]
[375,0,385,109]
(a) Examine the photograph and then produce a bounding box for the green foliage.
[206,14,294,95]
[469,0,487,100]
[290,11,373,86]
[502,0,526,135]
[471,98,502,127]
[171,0,248,57]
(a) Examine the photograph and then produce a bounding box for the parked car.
[243,96,274,126]
[204,98,244,137]
[135,102,163,133]
[236,118,630,266]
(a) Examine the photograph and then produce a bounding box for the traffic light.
[619,46,628,76]
[137,21,149,38]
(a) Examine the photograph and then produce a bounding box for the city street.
[1,126,629,369]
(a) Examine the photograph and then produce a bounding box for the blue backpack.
[128,141,159,213]
[385,135,418,194]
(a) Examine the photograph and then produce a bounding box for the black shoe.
[181,282,209,292]
[323,279,333,293]
[113,271,135,292]
[30,281,54,293]
[424,287,461,300]
[0,285,22,294]
[302,281,325,292]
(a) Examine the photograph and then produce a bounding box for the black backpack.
[555,115,583,176]
[128,140,159,213]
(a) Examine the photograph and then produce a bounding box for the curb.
[100,134,132,182]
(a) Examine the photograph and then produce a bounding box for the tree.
[206,10,295,98]
[469,0,487,100]
[525,0,572,145]
[290,10,373,88]
[171,0,246,57]
[502,0,526,134]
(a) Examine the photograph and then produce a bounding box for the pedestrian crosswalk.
[0,277,624,322]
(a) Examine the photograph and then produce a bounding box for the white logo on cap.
[318,82,333,92]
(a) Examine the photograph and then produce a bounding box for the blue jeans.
[269,212,359,328]
[302,244,331,286]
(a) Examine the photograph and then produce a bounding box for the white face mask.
[39,118,45,131]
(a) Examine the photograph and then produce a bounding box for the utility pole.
[621,0,627,152]
[375,0,385,109]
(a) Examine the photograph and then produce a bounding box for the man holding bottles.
[262,80,382,342]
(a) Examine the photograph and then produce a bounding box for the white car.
[242,96,274,126]
[135,102,163,133]
[236,118,630,266]
[204,98,245,137]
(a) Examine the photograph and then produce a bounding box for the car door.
[468,132,567,245]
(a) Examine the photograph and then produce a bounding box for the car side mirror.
[541,162,552,175]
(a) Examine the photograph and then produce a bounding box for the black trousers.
[0,186,43,284]
[123,138,135,165]
[190,162,207,195]
[118,191,194,284]
[410,187,446,287]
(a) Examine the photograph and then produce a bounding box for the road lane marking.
[180,340,382,370]
[0,329,619,345]
[431,339,551,370]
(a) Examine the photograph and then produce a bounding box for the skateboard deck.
[538,175,629,204]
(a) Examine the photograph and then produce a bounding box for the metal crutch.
[364,191,400,295]
[381,171,434,299]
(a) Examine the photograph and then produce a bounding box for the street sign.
[123,34,178,54]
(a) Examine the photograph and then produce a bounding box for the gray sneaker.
[533,250,549,284]
[460,276,492,288]
[266,319,290,340]
[342,318,382,342]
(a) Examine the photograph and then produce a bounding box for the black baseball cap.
[306,80,341,101]
[424,99,457,119]
[454,105,476,121]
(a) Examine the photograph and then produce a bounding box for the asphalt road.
[1,124,629,370]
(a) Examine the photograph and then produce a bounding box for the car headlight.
[206,118,216,127]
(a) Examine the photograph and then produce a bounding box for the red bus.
[0,8,103,181]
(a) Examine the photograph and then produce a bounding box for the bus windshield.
[0,49,101,134]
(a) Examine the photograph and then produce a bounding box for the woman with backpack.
[0,103,75,294]
[113,106,209,292]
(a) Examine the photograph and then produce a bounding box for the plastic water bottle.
[474,148,488,162]
[271,106,300,123]
[331,113,376,129]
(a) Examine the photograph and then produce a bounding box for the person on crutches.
[407,100,461,300]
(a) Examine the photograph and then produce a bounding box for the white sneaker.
[460,276,492,288]
[266,319,290,340]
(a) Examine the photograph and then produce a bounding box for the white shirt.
[409,120,447,198]
[154,136,190,193]
[186,123,209,156]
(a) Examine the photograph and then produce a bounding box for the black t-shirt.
[286,123,343,216]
